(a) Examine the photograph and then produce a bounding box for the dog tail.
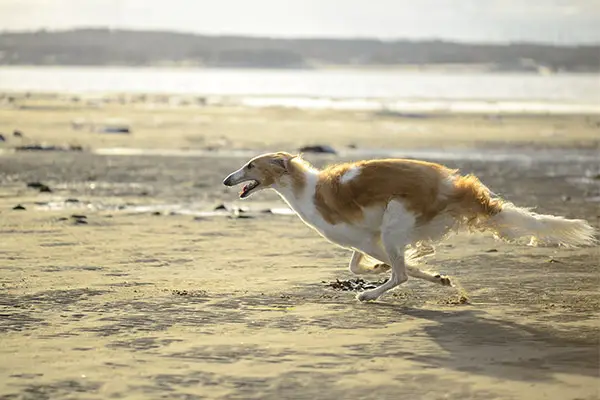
[450,174,597,247]
[485,203,597,247]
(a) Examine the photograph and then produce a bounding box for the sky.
[0,0,599,44]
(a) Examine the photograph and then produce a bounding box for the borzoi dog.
[223,152,596,302]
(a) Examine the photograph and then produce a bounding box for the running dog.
[223,152,597,302]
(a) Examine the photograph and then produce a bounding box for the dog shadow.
[364,302,599,383]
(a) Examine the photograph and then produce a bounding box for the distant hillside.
[0,29,598,72]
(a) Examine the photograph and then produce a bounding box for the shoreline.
[1,92,599,153]
[2,90,600,116]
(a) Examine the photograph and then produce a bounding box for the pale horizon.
[0,0,599,44]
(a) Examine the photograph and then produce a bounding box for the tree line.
[0,29,598,72]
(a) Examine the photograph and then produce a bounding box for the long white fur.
[487,202,597,247]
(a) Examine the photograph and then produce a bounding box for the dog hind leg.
[406,265,453,287]
[348,250,391,275]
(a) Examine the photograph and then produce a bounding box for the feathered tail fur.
[485,202,597,247]
[449,174,597,247]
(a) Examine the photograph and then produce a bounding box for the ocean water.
[1,66,599,114]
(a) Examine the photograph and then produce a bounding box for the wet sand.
[0,94,599,399]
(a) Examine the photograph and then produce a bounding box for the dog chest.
[312,219,369,247]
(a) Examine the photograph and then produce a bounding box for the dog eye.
[247,163,253,170]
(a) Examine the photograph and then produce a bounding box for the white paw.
[356,290,380,302]
[434,274,453,287]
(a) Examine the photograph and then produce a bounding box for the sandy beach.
[0,93,599,400]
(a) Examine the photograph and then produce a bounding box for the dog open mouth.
[240,180,260,198]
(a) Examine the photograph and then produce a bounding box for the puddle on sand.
[123,203,295,218]
[33,199,296,218]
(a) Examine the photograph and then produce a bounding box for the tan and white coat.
[223,152,596,302]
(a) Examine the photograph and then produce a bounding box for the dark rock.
[16,145,56,152]
[12,204,26,210]
[485,248,499,253]
[231,214,253,219]
[100,126,130,134]
[298,145,337,154]
[0,134,5,142]
[71,214,87,220]
[214,203,227,211]
[57,217,69,221]
[15,144,83,152]
[27,182,52,193]
[65,198,79,203]
[74,219,88,225]
[151,211,161,216]
[561,195,571,202]
[13,130,23,137]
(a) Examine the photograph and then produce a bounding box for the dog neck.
[271,158,320,216]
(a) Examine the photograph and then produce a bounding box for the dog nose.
[223,175,233,186]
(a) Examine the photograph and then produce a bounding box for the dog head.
[223,152,297,198]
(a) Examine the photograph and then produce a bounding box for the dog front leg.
[357,201,413,302]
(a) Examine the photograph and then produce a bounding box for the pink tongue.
[242,184,250,194]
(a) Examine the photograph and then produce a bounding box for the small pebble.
[12,204,26,210]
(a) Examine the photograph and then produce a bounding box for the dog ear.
[270,157,288,171]
[271,153,297,172]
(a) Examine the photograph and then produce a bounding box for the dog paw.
[356,290,380,302]
[434,274,453,287]
[372,263,391,273]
